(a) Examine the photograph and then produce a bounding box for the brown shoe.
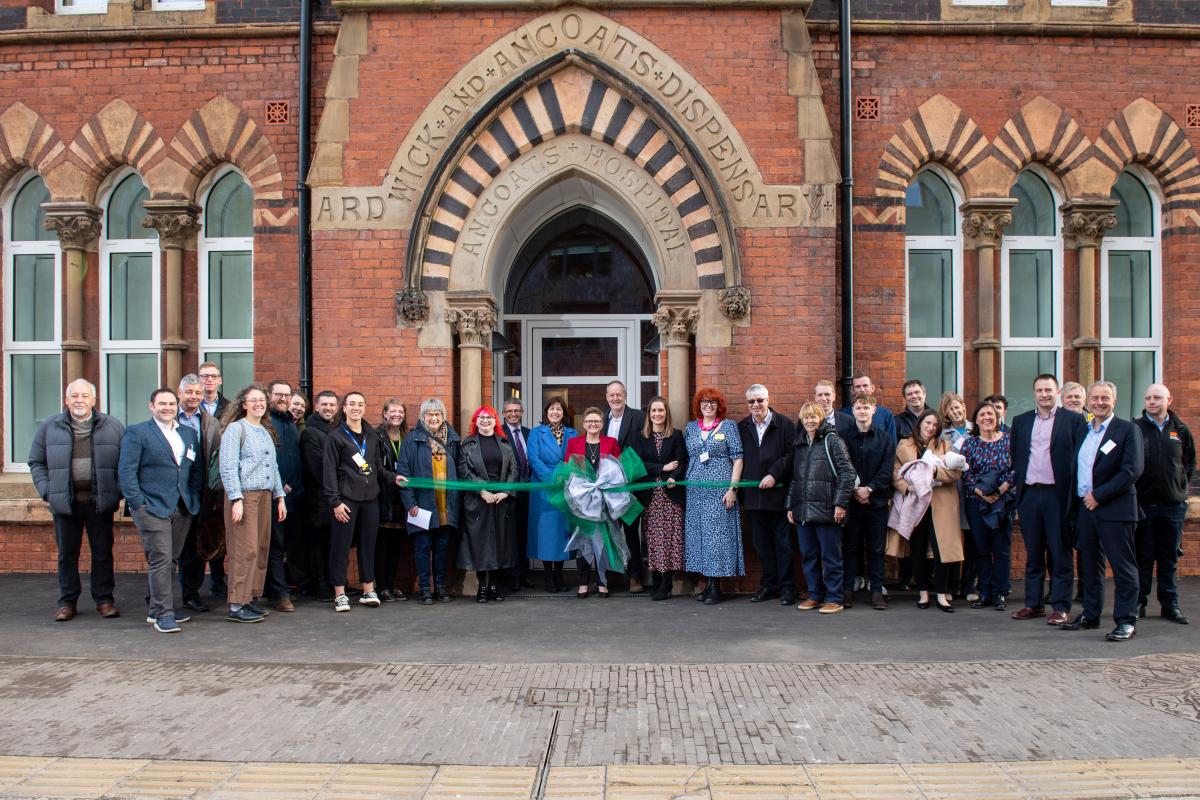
[54,606,76,622]
[275,596,296,613]
[1046,610,1070,626]
[871,592,888,610]
[1011,606,1045,621]
[628,578,644,594]
[796,599,820,611]
[96,603,120,619]
[818,602,844,614]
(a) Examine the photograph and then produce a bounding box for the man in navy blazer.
[1008,374,1088,625]
[1060,382,1144,641]
[604,381,646,591]
[118,387,203,633]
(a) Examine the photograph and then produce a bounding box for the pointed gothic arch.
[0,103,65,192]
[169,95,285,202]
[875,95,991,199]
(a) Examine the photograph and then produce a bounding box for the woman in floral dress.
[683,387,744,605]
[632,396,688,600]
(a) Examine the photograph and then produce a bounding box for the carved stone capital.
[41,203,102,248]
[652,305,700,347]
[142,201,201,247]
[960,200,1017,248]
[718,285,752,320]
[396,288,431,323]
[445,306,496,348]
[1061,200,1119,248]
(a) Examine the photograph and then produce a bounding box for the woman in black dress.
[456,405,518,603]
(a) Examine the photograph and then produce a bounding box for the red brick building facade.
[0,0,1197,584]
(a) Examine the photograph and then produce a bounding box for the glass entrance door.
[528,319,640,430]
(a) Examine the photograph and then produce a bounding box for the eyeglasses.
[476,415,495,422]
[747,398,766,405]
[700,400,718,407]
[270,392,291,398]
[199,374,220,380]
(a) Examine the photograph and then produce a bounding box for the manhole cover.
[1105,652,1200,723]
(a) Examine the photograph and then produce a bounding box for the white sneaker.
[359,591,381,607]
[334,594,350,612]
[966,592,981,603]
[853,576,867,591]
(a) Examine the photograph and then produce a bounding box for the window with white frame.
[3,174,62,470]
[151,0,206,10]
[199,169,254,394]
[1101,170,1161,420]
[100,172,160,426]
[54,0,108,14]
[1001,170,1063,418]
[905,169,962,401]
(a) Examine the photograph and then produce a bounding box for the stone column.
[143,201,201,389]
[961,200,1015,399]
[653,290,701,425]
[43,203,102,382]
[445,294,496,432]
[1062,200,1118,388]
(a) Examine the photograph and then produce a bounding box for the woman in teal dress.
[526,396,576,593]
[683,387,745,605]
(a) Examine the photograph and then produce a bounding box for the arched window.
[904,169,962,400]
[100,171,160,426]
[199,169,254,393]
[1001,169,1063,418]
[3,174,61,469]
[1101,170,1161,419]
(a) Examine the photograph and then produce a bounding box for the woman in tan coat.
[894,408,963,612]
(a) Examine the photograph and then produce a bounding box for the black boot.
[696,578,712,602]
[652,571,672,601]
[476,572,488,604]
[544,568,557,593]
[703,578,723,605]
[553,562,566,592]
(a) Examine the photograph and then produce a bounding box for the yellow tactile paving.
[318,764,436,800]
[542,766,606,800]
[0,756,1198,798]
[423,765,536,800]
[605,765,711,800]
[2,758,147,799]
[705,765,816,799]
[111,760,238,798]
[805,764,924,800]
[0,756,54,793]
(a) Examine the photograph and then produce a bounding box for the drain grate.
[526,687,592,707]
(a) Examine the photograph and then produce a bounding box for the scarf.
[550,421,565,446]
[424,420,450,456]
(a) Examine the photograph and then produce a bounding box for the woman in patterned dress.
[632,396,688,601]
[960,400,1014,610]
[683,387,745,605]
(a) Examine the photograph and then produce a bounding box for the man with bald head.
[28,379,126,621]
[1133,383,1194,625]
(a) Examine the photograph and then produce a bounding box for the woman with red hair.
[683,387,745,604]
[456,405,518,603]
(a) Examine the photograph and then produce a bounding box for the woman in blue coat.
[526,396,576,593]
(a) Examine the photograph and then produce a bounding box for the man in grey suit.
[118,387,204,633]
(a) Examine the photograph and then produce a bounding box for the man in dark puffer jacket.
[28,379,125,622]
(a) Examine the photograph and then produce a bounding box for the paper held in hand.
[410,507,433,530]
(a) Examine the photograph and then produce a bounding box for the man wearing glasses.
[737,385,797,605]
[266,380,304,612]
[195,362,230,597]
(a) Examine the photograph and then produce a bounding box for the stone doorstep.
[0,758,1199,800]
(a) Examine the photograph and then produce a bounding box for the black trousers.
[847,504,889,593]
[178,520,207,601]
[1077,509,1139,626]
[576,556,608,587]
[330,499,379,588]
[53,502,115,608]
[1136,501,1187,611]
[909,511,951,594]
[623,521,643,582]
[510,492,530,579]
[375,522,405,593]
[285,509,324,594]
[266,512,294,599]
[747,509,793,594]
[1016,487,1074,613]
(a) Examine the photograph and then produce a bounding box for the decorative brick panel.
[856,96,881,122]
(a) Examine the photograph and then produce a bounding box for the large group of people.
[27,364,1194,642]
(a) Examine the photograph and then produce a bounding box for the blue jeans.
[413,525,453,592]
[1136,501,1187,611]
[965,497,1013,599]
[796,522,844,604]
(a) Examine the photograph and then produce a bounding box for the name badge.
[1100,440,1117,455]
[714,433,726,441]
[185,447,196,461]
[699,452,710,463]
[352,453,368,468]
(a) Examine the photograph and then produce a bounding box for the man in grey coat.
[28,379,125,622]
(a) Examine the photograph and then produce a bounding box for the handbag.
[824,435,860,489]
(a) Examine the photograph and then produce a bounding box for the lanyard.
[344,425,367,459]
[388,435,402,466]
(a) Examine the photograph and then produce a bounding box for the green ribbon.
[398,476,764,492]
